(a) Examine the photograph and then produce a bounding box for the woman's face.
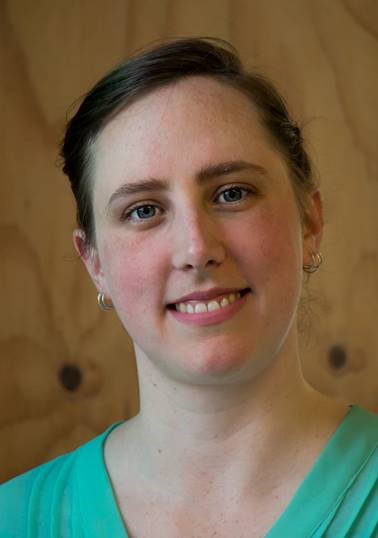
[77,77,321,384]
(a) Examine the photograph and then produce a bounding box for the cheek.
[261,215,302,269]
[230,206,301,266]
[99,231,171,316]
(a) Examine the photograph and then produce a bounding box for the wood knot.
[328,344,347,370]
[59,363,82,391]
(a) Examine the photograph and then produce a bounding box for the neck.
[110,336,347,503]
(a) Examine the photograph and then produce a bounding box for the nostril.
[172,231,225,272]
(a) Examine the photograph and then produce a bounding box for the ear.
[73,229,106,293]
[302,190,323,264]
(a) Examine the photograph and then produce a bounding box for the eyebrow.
[106,160,267,208]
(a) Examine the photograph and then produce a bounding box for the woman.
[1,38,377,537]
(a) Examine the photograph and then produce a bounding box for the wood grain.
[0,0,377,481]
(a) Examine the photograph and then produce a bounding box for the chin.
[176,344,257,382]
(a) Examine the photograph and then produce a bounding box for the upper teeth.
[176,292,241,314]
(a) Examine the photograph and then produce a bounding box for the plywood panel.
[0,0,377,481]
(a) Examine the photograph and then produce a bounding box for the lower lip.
[168,292,250,327]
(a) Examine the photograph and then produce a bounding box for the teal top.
[1,406,377,537]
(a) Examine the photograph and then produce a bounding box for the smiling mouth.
[167,288,251,315]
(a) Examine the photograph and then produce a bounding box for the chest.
[115,489,291,538]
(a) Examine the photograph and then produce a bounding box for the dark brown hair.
[61,37,316,246]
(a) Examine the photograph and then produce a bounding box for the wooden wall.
[1,0,377,481]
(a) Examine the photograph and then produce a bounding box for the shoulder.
[0,424,118,537]
[343,405,378,452]
[0,449,77,536]
[1,443,81,494]
[268,406,378,538]
[320,406,378,535]
[329,405,378,498]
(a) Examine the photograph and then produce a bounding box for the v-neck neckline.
[267,405,377,536]
[76,421,128,537]
[75,405,376,537]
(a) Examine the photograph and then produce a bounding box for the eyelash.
[121,184,255,224]
[121,204,163,223]
[214,184,254,204]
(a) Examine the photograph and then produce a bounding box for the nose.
[171,211,225,273]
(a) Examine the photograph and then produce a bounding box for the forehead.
[91,77,285,193]
[96,76,266,150]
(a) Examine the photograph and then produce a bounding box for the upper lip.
[168,287,249,305]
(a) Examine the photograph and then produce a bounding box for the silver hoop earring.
[97,292,114,311]
[303,252,323,273]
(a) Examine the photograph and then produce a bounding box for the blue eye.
[217,186,249,204]
[133,205,156,219]
[123,204,161,223]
